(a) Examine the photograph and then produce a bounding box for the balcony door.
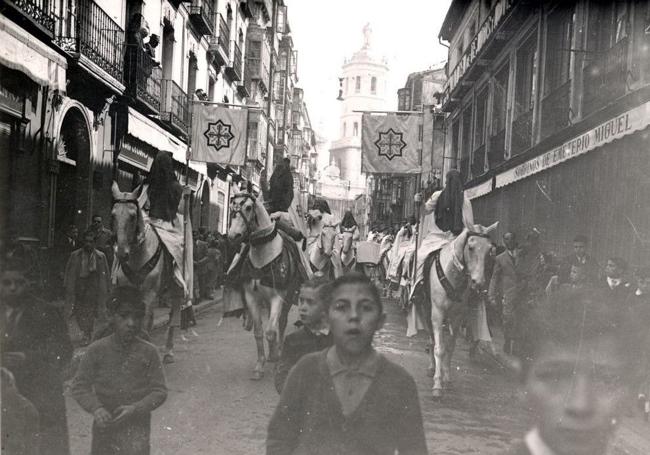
[511,29,538,156]
[162,23,174,81]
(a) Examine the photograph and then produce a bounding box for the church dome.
[344,23,388,67]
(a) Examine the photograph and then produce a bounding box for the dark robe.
[269,163,294,213]
[148,152,183,223]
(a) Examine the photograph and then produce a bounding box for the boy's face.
[0,271,27,307]
[525,336,627,455]
[569,266,584,284]
[298,286,325,327]
[112,302,144,344]
[328,283,385,356]
[605,260,621,279]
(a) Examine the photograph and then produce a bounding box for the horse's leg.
[266,292,285,362]
[163,284,184,364]
[443,321,459,388]
[431,304,445,399]
[245,289,266,380]
[143,290,157,334]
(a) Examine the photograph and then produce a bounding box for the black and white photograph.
[1,0,650,453]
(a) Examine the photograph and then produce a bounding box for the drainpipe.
[264,0,278,173]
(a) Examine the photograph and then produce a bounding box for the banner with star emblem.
[361,113,421,174]
[190,104,248,165]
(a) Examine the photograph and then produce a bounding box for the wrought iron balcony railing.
[218,14,230,58]
[161,79,189,135]
[225,41,243,81]
[7,0,56,36]
[124,46,161,113]
[189,1,215,36]
[55,0,125,83]
[583,38,629,115]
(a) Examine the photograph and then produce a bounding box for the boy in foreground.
[506,288,643,455]
[274,274,332,393]
[267,273,428,455]
[72,286,168,455]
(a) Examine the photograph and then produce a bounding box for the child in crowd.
[72,286,168,455]
[267,273,428,455]
[274,274,332,394]
[506,288,644,454]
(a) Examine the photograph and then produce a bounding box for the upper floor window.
[353,122,359,136]
[355,76,361,93]
[514,30,537,116]
[544,5,574,95]
[371,76,377,94]
[343,121,347,137]
[474,87,488,150]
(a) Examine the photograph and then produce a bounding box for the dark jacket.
[558,254,600,284]
[1,297,72,454]
[274,326,332,394]
[488,250,519,305]
[267,350,428,455]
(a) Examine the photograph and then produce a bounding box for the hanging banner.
[191,104,248,165]
[361,113,422,174]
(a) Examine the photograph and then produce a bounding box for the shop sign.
[497,101,650,188]
[119,140,153,171]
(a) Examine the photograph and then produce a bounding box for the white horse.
[227,192,307,380]
[111,182,186,362]
[308,222,338,279]
[424,223,497,399]
[339,230,357,274]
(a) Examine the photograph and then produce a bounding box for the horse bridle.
[229,193,260,240]
[113,197,146,247]
[451,231,495,276]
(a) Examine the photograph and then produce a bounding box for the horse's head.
[318,223,338,256]
[111,181,145,261]
[228,192,270,243]
[457,222,498,290]
[341,230,354,254]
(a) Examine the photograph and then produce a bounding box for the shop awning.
[465,178,493,200]
[127,107,205,175]
[496,101,650,189]
[0,20,66,89]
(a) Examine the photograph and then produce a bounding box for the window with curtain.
[544,4,574,95]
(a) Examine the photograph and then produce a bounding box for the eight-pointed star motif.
[374,128,407,161]
[204,120,235,151]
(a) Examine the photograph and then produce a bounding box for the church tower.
[329,24,390,199]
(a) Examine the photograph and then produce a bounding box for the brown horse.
[111,182,186,362]
[424,223,497,399]
[227,192,306,380]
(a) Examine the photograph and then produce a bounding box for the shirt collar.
[326,346,380,378]
[525,428,557,455]
[607,277,621,288]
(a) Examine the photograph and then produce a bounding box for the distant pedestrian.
[64,230,111,344]
[71,286,168,455]
[504,288,644,455]
[488,232,520,355]
[88,214,115,268]
[274,274,332,394]
[601,256,632,303]
[558,234,599,284]
[267,273,428,455]
[1,259,73,455]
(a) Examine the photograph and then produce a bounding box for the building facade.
[439,0,650,265]
[1,0,319,280]
[329,24,390,200]
[366,65,447,230]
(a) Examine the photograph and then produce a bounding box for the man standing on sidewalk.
[488,231,519,355]
[64,230,111,344]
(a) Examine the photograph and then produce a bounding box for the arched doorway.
[54,108,91,244]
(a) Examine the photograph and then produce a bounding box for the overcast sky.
[287,0,452,165]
